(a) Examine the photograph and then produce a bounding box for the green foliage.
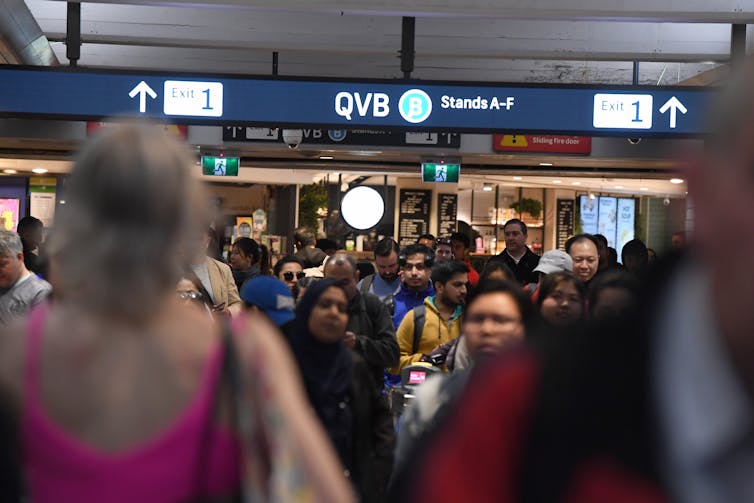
[298,184,328,233]
[510,198,543,219]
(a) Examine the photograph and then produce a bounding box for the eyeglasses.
[177,290,204,302]
[283,271,306,281]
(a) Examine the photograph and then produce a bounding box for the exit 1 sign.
[201,156,239,176]
[422,162,460,183]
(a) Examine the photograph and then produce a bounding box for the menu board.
[597,196,618,248]
[556,199,574,250]
[437,194,458,238]
[398,189,431,247]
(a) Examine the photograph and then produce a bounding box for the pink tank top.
[21,305,241,503]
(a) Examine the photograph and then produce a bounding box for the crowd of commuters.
[3,61,754,503]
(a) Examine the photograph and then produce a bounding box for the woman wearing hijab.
[285,278,394,503]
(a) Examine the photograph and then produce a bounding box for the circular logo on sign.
[399,89,432,124]
[328,129,347,142]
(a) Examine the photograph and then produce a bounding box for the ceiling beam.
[42,0,754,23]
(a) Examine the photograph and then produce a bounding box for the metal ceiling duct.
[0,0,58,65]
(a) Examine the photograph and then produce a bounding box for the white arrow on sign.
[659,96,687,129]
[128,81,157,113]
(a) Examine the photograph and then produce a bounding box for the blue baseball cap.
[240,276,296,327]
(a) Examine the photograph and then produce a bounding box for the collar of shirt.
[400,282,434,299]
[506,248,526,264]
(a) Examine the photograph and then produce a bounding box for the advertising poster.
[30,178,57,227]
[616,198,636,257]
[252,209,267,232]
[579,195,598,235]
[0,199,19,231]
[234,216,253,242]
[597,196,618,248]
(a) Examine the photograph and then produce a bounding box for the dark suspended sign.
[0,65,713,136]
[223,127,460,147]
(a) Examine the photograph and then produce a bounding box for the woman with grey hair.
[0,123,354,503]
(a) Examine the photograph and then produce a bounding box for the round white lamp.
[340,186,385,230]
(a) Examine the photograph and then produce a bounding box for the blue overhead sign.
[0,65,714,137]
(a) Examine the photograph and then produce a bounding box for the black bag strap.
[412,304,426,355]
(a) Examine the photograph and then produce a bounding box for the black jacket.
[294,246,327,268]
[490,247,541,285]
[350,353,395,503]
[348,291,400,390]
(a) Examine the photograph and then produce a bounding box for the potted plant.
[510,198,543,221]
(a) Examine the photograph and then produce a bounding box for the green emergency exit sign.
[201,156,239,176]
[422,162,460,183]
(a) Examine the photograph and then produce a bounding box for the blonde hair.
[46,122,207,322]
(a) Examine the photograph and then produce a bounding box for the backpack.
[359,274,375,296]
[360,274,396,316]
[411,304,426,355]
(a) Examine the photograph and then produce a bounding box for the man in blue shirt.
[357,237,402,314]
[392,243,435,330]
[386,243,435,389]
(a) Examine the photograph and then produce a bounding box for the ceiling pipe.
[66,1,80,67]
[400,16,415,79]
[0,0,58,65]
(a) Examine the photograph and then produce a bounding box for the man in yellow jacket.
[391,260,469,373]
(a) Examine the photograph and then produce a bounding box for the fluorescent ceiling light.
[319,156,334,160]
[669,178,684,184]
[2,169,17,174]
[513,176,523,181]
[539,162,553,166]
[32,168,48,174]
